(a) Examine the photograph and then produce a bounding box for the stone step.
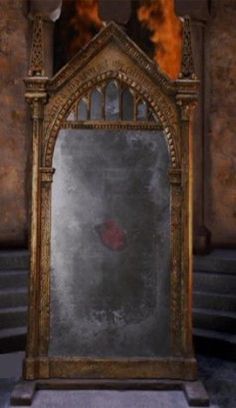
[0,327,26,353]
[0,307,27,330]
[0,288,27,309]
[193,308,236,334]
[193,271,236,294]
[0,251,29,271]
[193,291,236,313]
[194,249,236,275]
[0,270,28,290]
[193,328,236,360]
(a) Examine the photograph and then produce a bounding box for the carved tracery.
[65,79,159,123]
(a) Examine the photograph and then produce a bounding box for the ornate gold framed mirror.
[11,18,209,407]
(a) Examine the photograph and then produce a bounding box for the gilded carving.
[24,19,198,382]
[170,180,182,354]
[44,70,179,168]
[39,178,51,357]
[28,14,45,77]
[42,22,180,168]
[179,16,196,80]
[49,22,175,94]
[61,121,162,131]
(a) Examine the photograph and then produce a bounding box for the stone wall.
[205,0,236,247]
[0,0,29,247]
[0,0,235,249]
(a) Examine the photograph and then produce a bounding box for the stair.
[194,291,236,312]
[193,329,236,360]
[193,308,236,333]
[0,251,28,353]
[193,250,236,360]
[0,251,29,271]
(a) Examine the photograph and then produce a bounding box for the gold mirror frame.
[24,21,199,382]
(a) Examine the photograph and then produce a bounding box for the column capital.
[29,0,62,22]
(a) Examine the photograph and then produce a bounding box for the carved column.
[177,98,197,355]
[176,15,198,355]
[29,0,62,76]
[24,82,48,379]
[37,166,54,378]
[176,1,211,254]
[24,12,49,380]
[169,169,182,355]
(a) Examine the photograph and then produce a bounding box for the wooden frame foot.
[10,379,209,406]
[183,381,210,406]
[10,381,36,406]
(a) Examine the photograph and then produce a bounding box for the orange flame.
[137,0,183,79]
[69,0,102,56]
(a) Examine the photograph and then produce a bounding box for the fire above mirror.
[54,0,183,79]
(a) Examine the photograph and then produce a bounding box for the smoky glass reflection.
[105,81,120,120]
[137,100,147,120]
[78,99,88,120]
[122,88,134,121]
[90,89,103,120]
[67,109,77,121]
[50,128,171,358]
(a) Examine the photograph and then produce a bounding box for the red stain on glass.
[96,219,126,251]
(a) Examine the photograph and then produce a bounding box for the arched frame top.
[44,72,179,168]
[42,23,181,169]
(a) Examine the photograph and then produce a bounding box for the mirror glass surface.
[90,89,103,120]
[137,100,148,121]
[122,88,134,120]
[77,99,88,120]
[50,128,171,357]
[105,81,119,120]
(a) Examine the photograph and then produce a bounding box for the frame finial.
[179,16,196,79]
[28,14,45,77]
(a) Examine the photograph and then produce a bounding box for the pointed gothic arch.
[42,23,180,169]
